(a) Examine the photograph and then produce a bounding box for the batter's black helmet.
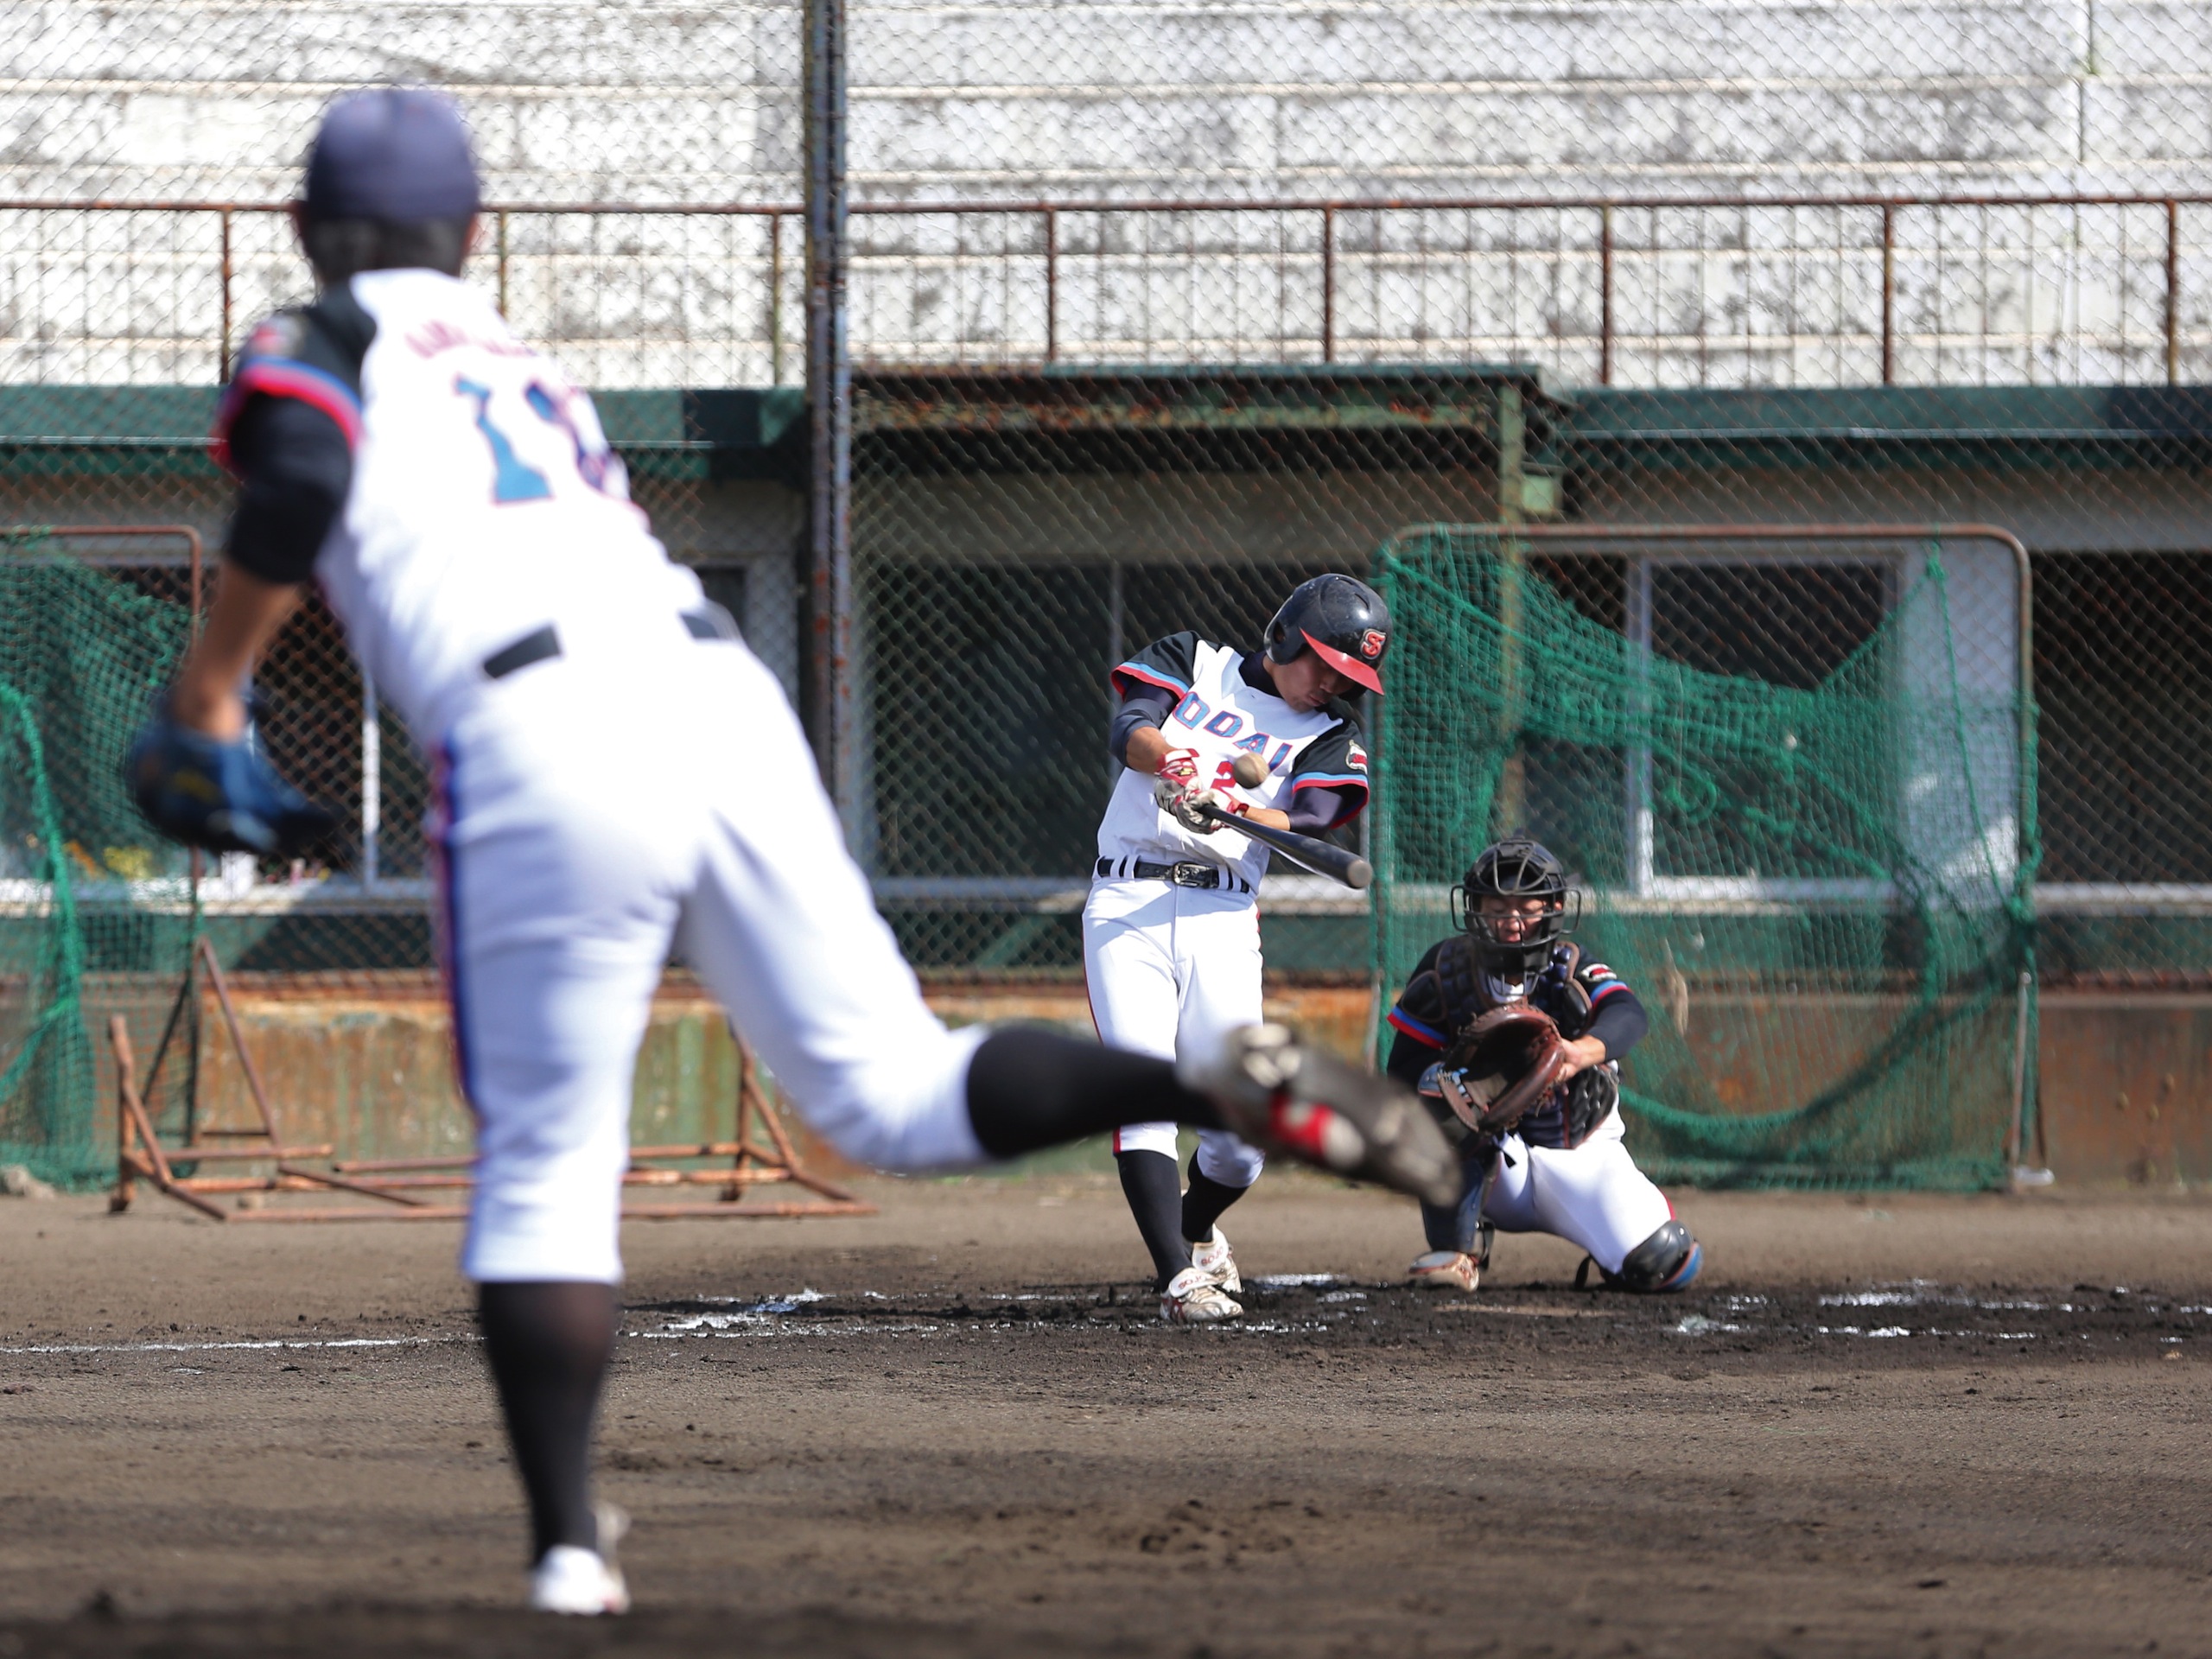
[1453,836,1577,976]
[1262,574,1391,695]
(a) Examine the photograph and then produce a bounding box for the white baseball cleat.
[1161,1264,1243,1324]
[1188,1228,1241,1294]
[1180,1025,1459,1207]
[1407,1249,1479,1293]
[528,1503,631,1615]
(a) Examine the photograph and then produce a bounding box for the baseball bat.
[1198,803,1373,889]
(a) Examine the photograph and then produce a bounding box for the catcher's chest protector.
[1433,938,1615,1148]
[1433,937,1592,1032]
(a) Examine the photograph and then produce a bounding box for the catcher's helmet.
[1453,836,1576,976]
[1262,574,1391,695]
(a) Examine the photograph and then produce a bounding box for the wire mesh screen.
[4,2,2212,1185]
[1371,528,2034,1188]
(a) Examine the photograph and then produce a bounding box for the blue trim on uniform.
[1587,980,1630,1005]
[1387,1005,1446,1048]
[435,740,480,1117]
[1291,772,1369,790]
[1112,660,1191,697]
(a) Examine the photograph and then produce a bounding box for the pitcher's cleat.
[1407,1249,1479,1292]
[1161,1264,1244,1324]
[1188,1228,1241,1294]
[1181,1025,1459,1207]
[528,1503,631,1615]
[529,1547,629,1616]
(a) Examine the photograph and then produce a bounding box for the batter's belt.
[1094,856,1254,893]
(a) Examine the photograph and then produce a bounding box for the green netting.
[1371,528,2038,1190]
[0,537,194,1188]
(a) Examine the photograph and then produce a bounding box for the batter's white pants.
[434,636,986,1285]
[1480,1110,1675,1274]
[1080,877,1265,1187]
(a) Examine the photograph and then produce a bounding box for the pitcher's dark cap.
[303,89,480,221]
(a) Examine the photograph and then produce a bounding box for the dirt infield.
[3,1177,2209,1657]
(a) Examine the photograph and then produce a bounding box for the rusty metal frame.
[111,950,872,1224]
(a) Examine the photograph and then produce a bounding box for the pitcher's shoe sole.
[1181,1025,1459,1207]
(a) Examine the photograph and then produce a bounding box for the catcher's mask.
[1451,836,1579,977]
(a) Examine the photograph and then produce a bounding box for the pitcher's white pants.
[1484,1111,1675,1274]
[434,638,985,1285]
[1080,878,1265,1187]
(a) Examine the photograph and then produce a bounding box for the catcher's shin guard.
[1599,1218,1703,1294]
[1180,1025,1458,1207]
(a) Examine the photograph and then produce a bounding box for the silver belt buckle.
[1169,861,1215,887]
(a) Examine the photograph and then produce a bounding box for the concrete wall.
[16,2,2212,202]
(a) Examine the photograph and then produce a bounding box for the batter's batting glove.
[1152,775,1241,835]
[1155,746,1203,784]
[126,697,337,857]
[1180,1025,1459,1207]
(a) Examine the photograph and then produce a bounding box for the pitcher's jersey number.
[456,375,619,505]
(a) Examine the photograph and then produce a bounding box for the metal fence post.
[804,0,855,827]
[2165,199,2181,386]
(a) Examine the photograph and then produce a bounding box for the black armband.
[1108,682,1179,766]
[1283,783,1360,836]
[1585,990,1649,1059]
[223,394,353,587]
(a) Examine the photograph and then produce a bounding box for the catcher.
[1382,836,1702,1294]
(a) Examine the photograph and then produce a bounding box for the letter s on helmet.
[1263,574,1391,695]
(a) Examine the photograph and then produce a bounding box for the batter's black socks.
[1181,1154,1250,1245]
[963,1026,1224,1158]
[1116,1148,1193,1291]
[476,1280,620,1563]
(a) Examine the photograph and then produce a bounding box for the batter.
[1382,837,1703,1294]
[124,90,1455,1616]
[1089,575,1387,1321]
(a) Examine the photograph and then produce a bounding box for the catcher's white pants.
[1080,877,1265,1186]
[434,636,985,1285]
[1484,1110,1675,1274]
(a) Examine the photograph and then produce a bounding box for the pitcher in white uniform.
[1089,575,1389,1322]
[124,90,1459,1616]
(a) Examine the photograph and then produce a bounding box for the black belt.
[1095,856,1252,893]
[481,604,741,681]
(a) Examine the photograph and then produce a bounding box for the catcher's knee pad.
[1613,1218,1702,1294]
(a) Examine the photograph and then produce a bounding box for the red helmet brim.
[1303,630,1384,694]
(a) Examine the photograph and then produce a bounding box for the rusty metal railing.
[3,192,2207,386]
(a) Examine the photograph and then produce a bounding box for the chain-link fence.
[7,3,2212,1179]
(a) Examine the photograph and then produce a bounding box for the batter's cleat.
[1407,1249,1479,1293]
[528,1503,631,1616]
[1181,1025,1459,1207]
[1161,1265,1244,1324]
[1188,1228,1242,1294]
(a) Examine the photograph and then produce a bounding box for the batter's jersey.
[212,269,705,738]
[1098,632,1368,889]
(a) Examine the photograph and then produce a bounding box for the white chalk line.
[0,1335,467,1357]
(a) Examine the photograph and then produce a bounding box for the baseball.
[1230,751,1268,788]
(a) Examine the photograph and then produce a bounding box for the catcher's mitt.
[1420,1005,1567,1135]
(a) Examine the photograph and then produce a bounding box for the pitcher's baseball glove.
[1418,1005,1567,1136]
